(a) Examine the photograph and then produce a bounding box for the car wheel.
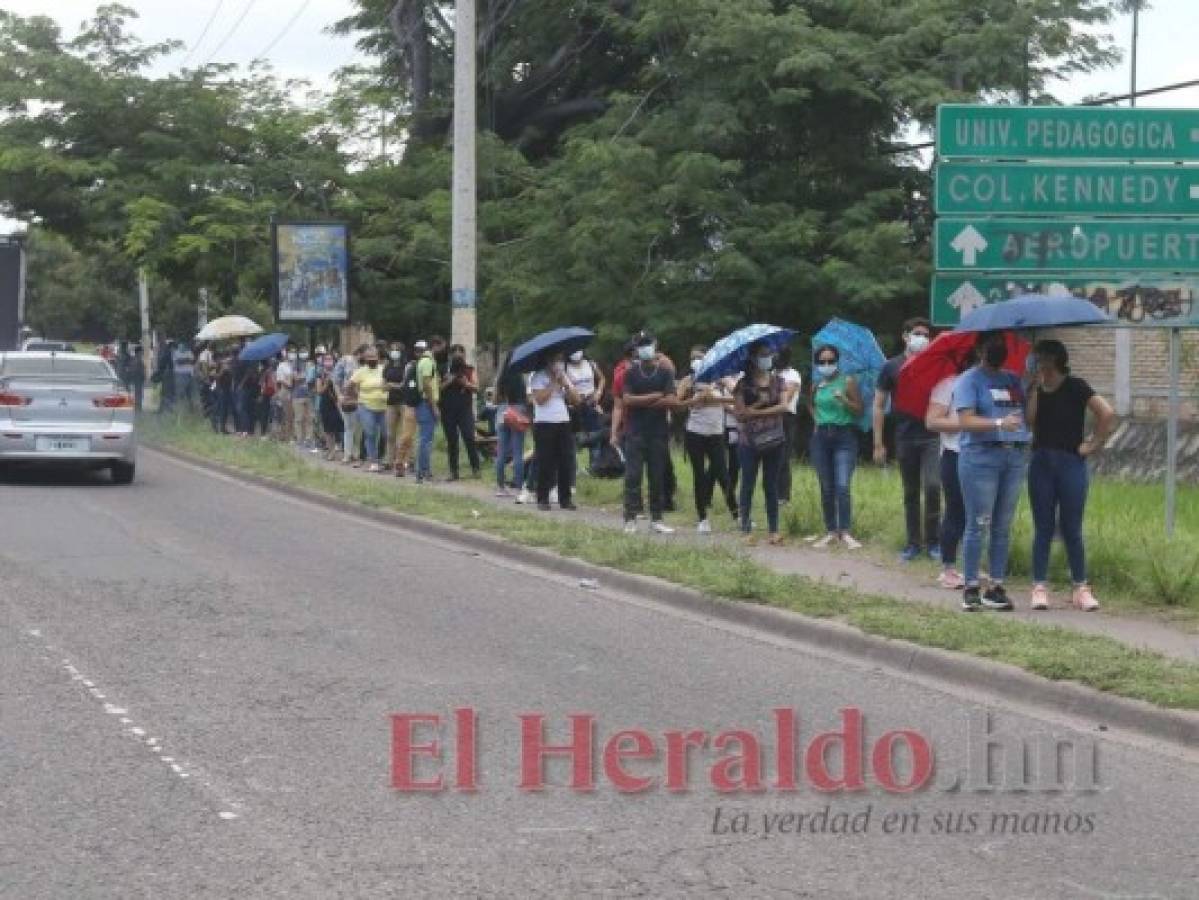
[110,461,136,485]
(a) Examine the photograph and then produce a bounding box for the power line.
[181,0,227,68]
[203,0,260,66]
[886,76,1199,155]
[255,0,314,61]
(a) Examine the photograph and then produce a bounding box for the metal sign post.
[1165,327,1181,536]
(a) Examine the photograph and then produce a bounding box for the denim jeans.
[939,448,965,567]
[495,406,526,488]
[738,442,784,534]
[810,424,858,533]
[1028,448,1090,584]
[898,435,942,549]
[357,407,386,464]
[416,401,437,478]
[958,444,1029,586]
[341,407,361,460]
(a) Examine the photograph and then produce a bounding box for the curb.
[145,442,1199,750]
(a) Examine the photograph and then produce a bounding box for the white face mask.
[817,363,837,379]
[288,353,298,362]
[637,345,655,362]
[907,333,930,353]
[757,355,774,372]
[690,359,703,374]
[389,350,401,361]
[299,352,309,361]
[569,351,584,363]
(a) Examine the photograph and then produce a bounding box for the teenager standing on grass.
[953,330,1030,613]
[678,346,738,534]
[1026,340,1116,612]
[925,352,976,590]
[530,351,580,512]
[734,342,797,545]
[809,345,864,550]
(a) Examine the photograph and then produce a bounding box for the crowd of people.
[145,319,1115,615]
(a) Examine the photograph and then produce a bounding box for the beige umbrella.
[195,315,264,342]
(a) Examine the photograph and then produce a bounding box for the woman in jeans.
[678,346,737,533]
[733,342,797,545]
[494,360,530,499]
[925,351,976,589]
[529,352,580,511]
[1026,340,1115,612]
[952,330,1031,612]
[808,345,864,549]
[350,347,388,472]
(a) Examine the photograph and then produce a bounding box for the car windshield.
[0,356,115,379]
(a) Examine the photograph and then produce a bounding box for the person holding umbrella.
[952,330,1031,612]
[1026,340,1116,612]
[808,345,864,549]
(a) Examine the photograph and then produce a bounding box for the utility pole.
[1113,1,1141,418]
[138,268,152,372]
[450,0,478,363]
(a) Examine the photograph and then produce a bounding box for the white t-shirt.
[276,360,294,389]
[529,370,570,423]
[930,376,961,453]
[566,359,597,401]
[686,380,727,436]
[778,367,802,415]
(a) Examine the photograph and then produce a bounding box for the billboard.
[271,221,351,324]
[0,239,25,351]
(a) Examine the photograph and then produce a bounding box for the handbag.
[741,376,785,452]
[503,405,531,432]
[339,380,359,413]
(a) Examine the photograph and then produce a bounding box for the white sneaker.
[696,519,712,534]
[516,489,532,505]
[651,521,675,535]
[623,521,638,535]
[548,488,559,504]
[841,533,863,550]
[812,532,837,549]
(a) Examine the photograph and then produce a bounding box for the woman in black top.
[1025,340,1116,612]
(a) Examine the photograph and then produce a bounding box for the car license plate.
[36,437,88,453]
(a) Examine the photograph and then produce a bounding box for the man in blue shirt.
[952,331,1030,613]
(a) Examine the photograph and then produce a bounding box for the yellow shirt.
[350,365,388,412]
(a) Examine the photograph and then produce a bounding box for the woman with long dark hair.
[808,345,864,549]
[678,345,737,533]
[733,341,797,544]
[925,349,977,589]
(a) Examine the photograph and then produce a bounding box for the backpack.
[590,442,625,479]
[399,361,423,407]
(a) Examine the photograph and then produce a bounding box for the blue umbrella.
[811,318,886,432]
[506,327,595,374]
[238,332,289,363]
[954,294,1110,332]
[693,324,797,383]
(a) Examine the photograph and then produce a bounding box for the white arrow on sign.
[947,282,988,315]
[950,225,988,266]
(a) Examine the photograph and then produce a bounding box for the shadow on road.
[0,464,125,488]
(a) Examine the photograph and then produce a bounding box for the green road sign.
[934,217,1199,272]
[931,274,1199,327]
[935,161,1199,216]
[937,105,1199,161]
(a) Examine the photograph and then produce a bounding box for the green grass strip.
[144,417,1199,711]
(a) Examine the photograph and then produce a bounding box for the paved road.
[1,452,1196,899]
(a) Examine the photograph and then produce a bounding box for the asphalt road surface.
[1,452,1197,899]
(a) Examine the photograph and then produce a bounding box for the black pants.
[442,404,480,477]
[624,432,668,522]
[684,431,735,521]
[663,445,676,509]
[898,436,943,550]
[779,412,798,502]
[534,422,573,506]
[726,431,740,510]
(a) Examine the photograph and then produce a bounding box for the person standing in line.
[275,347,296,442]
[733,342,796,545]
[127,344,147,414]
[415,340,441,483]
[620,332,677,535]
[173,341,195,412]
[333,347,360,464]
[291,350,315,450]
[316,354,345,459]
[439,343,482,480]
[809,345,864,550]
[723,372,743,513]
[212,350,233,432]
[1026,340,1116,612]
[383,344,407,471]
[350,346,389,472]
[153,340,177,414]
[874,318,941,562]
[567,348,606,473]
[677,346,737,533]
[529,351,580,511]
[925,352,976,590]
[393,343,425,476]
[495,360,530,499]
[775,348,803,504]
[232,341,258,437]
[953,330,1031,613]
[257,359,276,437]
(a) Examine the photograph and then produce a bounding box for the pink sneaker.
[1030,583,1050,611]
[1072,584,1100,612]
[937,568,965,590]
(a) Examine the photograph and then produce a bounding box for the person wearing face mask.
[874,317,941,563]
[775,348,803,504]
[809,345,865,549]
[275,346,297,443]
[1025,340,1115,612]
[566,349,606,472]
[383,343,407,471]
[952,330,1032,612]
[734,342,798,545]
[317,354,345,460]
[350,348,389,472]
[439,343,481,481]
[619,332,679,534]
[678,346,737,533]
[530,351,581,511]
[333,347,361,464]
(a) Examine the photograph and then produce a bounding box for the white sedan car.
[0,351,137,483]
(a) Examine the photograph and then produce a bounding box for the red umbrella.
[894,331,1030,421]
